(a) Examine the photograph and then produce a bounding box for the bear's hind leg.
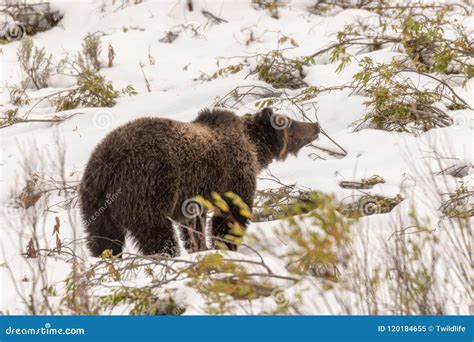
[115,163,180,257]
[132,221,179,257]
[86,212,125,257]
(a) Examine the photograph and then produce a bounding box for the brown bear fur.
[80,107,320,256]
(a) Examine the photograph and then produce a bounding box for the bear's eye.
[270,114,291,130]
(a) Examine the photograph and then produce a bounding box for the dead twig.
[202,10,228,25]
[139,62,151,92]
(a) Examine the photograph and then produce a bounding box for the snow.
[0,0,472,315]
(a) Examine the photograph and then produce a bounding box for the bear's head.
[245,107,320,168]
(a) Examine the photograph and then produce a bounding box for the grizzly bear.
[80,107,320,257]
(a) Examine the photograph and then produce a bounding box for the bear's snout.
[296,121,320,141]
[285,120,320,156]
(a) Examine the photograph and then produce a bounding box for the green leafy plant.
[314,6,473,85]
[0,108,21,127]
[250,192,354,288]
[282,194,353,283]
[398,11,473,78]
[254,50,314,89]
[352,58,458,132]
[185,253,274,314]
[439,182,473,218]
[99,288,184,315]
[211,63,246,79]
[53,69,136,111]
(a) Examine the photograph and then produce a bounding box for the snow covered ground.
[0,0,472,314]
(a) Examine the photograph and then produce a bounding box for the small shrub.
[185,253,275,314]
[383,211,445,314]
[255,51,313,89]
[211,63,246,80]
[250,192,354,287]
[253,186,323,222]
[439,182,473,218]
[61,259,97,314]
[195,63,247,82]
[0,108,21,128]
[352,58,455,132]
[282,194,353,282]
[78,33,102,71]
[54,68,136,111]
[8,84,31,106]
[17,36,52,89]
[213,85,282,109]
[308,0,393,15]
[318,7,473,82]
[251,0,281,19]
[398,11,473,78]
[99,288,184,315]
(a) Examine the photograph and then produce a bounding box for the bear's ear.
[256,107,273,119]
[253,107,273,125]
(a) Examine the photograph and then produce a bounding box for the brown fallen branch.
[436,163,472,178]
[0,112,82,130]
[309,128,347,157]
[202,10,228,25]
[339,175,385,190]
[308,144,346,158]
[338,193,404,218]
